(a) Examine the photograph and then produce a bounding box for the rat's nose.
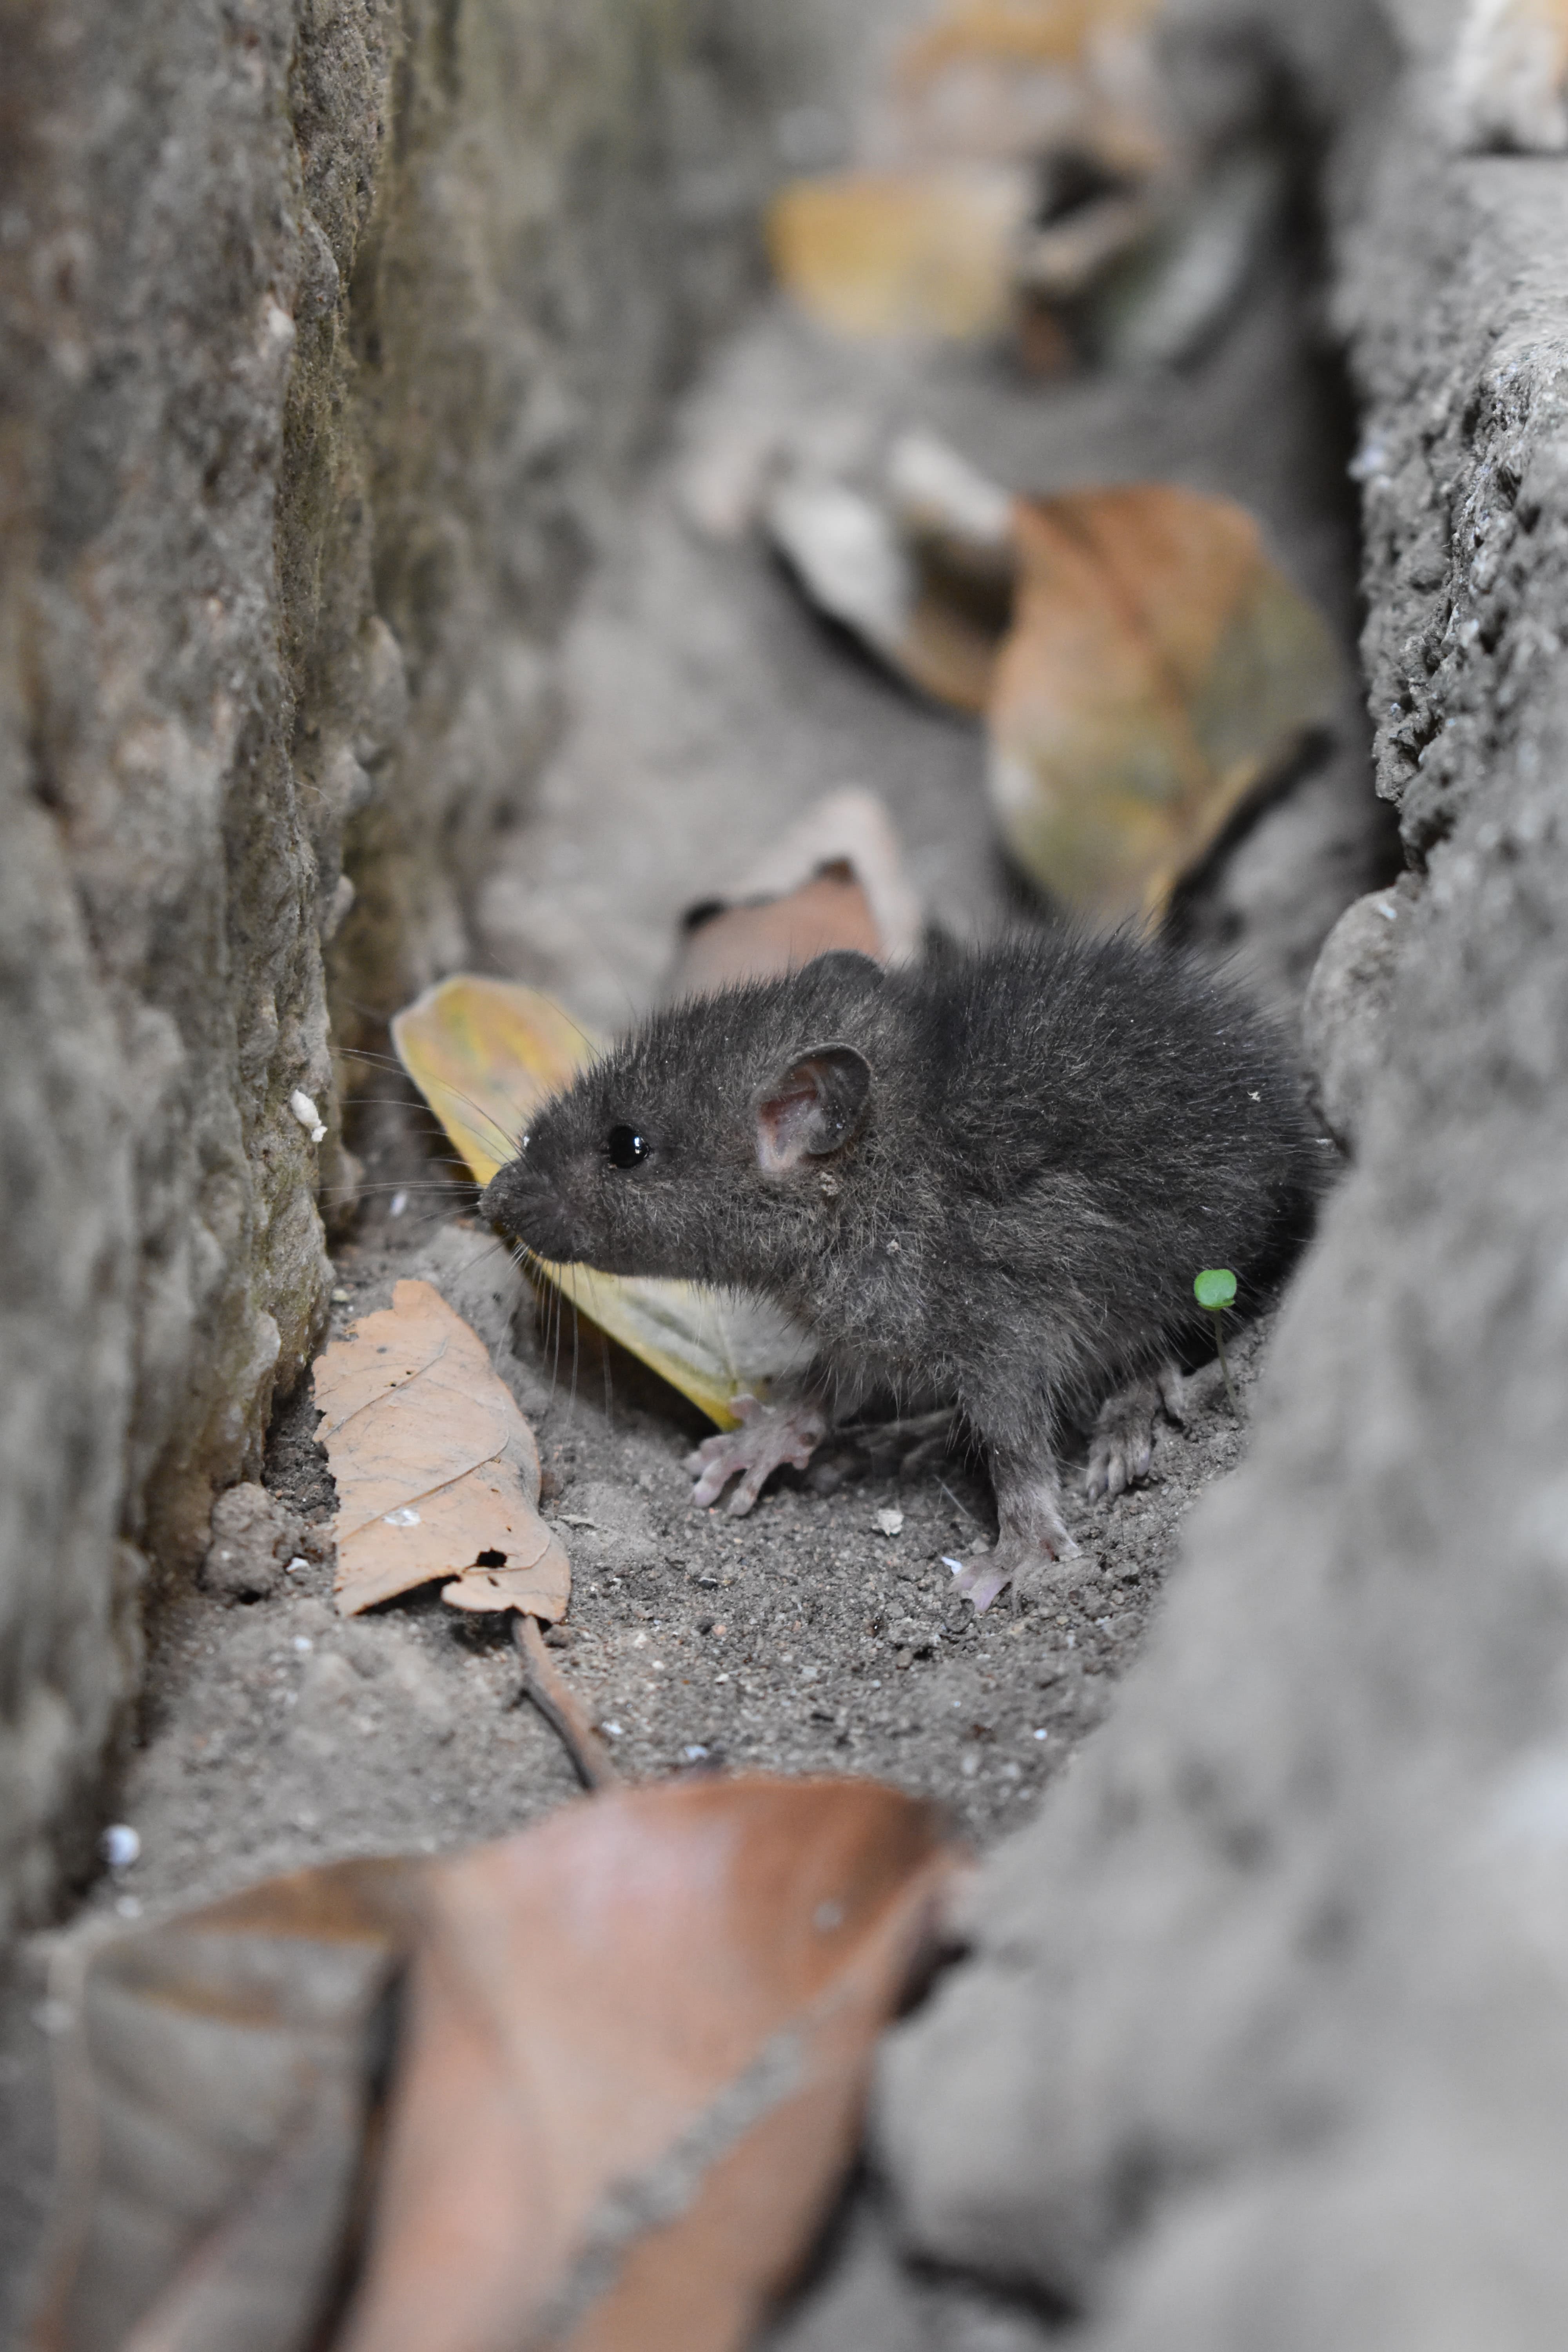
[479,1158,583,1261]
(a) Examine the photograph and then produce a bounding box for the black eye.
[605,1124,649,1169]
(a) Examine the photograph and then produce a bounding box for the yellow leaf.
[390,973,584,1187]
[315,1278,570,1620]
[986,483,1341,922]
[391,978,814,1429]
[766,164,1032,341]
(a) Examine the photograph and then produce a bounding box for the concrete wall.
[0,0,792,1942]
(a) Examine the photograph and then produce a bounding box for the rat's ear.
[755,1044,871,1171]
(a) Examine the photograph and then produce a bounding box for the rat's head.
[478,951,888,1288]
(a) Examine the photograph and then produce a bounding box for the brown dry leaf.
[891,0,1168,179]
[392,978,814,1429]
[315,1278,570,1621]
[765,163,1033,342]
[334,1777,958,2352]
[675,866,885,997]
[34,1784,959,2352]
[986,483,1340,922]
[27,1858,417,2352]
[671,786,923,995]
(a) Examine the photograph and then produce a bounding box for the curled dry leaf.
[27,1858,416,2352]
[316,1278,570,1620]
[33,1781,961,2352]
[392,978,813,1429]
[671,785,924,996]
[765,473,1002,712]
[989,483,1340,922]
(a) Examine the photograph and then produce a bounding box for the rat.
[479,935,1324,1609]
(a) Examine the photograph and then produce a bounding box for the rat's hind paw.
[685,1392,828,1516]
[947,1472,1078,1612]
[947,1526,1080,1615]
[1085,1366,1184,1503]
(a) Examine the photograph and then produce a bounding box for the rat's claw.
[947,1528,1079,1614]
[1085,1368,1180,1502]
[685,1395,826,1515]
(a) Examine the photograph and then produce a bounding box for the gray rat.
[479,935,1323,1608]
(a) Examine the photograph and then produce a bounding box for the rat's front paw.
[1085,1367,1183,1503]
[684,1392,828,1517]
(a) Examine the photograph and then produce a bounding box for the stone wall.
[0,0,793,1943]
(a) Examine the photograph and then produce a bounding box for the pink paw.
[944,1534,1080,1614]
[684,1393,826,1516]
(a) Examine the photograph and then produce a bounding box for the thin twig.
[1213,1322,1240,1416]
[513,1615,621,1790]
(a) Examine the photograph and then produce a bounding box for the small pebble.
[102,1824,140,1871]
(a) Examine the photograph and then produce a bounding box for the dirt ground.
[0,221,1392,2331]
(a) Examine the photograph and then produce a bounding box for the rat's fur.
[481,935,1323,1573]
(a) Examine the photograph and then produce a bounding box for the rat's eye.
[605,1124,650,1169]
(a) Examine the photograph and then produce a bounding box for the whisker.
[332,1049,527,1161]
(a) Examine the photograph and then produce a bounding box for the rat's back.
[884,930,1322,1386]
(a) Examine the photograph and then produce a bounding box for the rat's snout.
[479,1152,587,1263]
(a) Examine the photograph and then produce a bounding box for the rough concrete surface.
[0,0,801,1954]
[868,37,1568,2352]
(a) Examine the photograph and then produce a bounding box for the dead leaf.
[889,0,1168,178]
[315,1279,570,1620]
[671,786,924,996]
[764,456,1339,925]
[988,483,1340,921]
[389,975,584,1194]
[391,980,814,1429]
[333,1778,958,2352]
[34,1784,961,2352]
[765,163,1033,342]
[764,473,1002,711]
[27,1858,416,2352]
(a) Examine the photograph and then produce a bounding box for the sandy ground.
[0,249,1392,2330]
